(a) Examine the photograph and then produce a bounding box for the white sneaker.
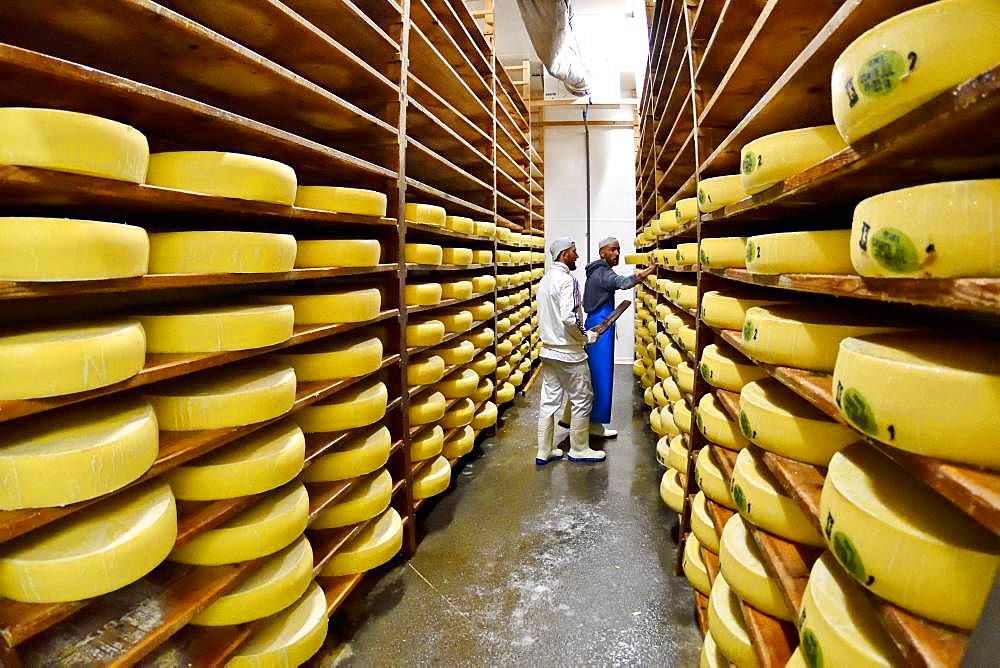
[589,423,618,438]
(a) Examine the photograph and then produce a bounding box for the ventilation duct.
[515,0,591,96]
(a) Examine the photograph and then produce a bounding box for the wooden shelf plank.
[738,598,798,668]
[405,177,494,218]
[694,590,710,638]
[283,0,401,64]
[408,22,492,124]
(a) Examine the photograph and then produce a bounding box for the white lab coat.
[537,262,592,422]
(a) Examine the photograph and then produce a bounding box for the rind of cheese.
[257,288,382,325]
[676,198,699,224]
[274,335,382,382]
[692,491,721,554]
[732,448,824,547]
[441,280,474,300]
[297,380,388,433]
[433,368,480,399]
[443,425,476,458]
[746,230,853,275]
[699,343,767,392]
[469,352,497,377]
[719,515,793,620]
[701,291,790,331]
[696,447,736,510]
[409,391,447,426]
[227,582,327,668]
[411,425,445,462]
[442,247,474,265]
[700,237,747,269]
[407,319,446,347]
[302,426,391,482]
[138,304,293,353]
[445,215,474,234]
[413,456,452,499]
[294,186,387,217]
[682,533,711,596]
[147,231,296,274]
[146,151,296,204]
[698,175,747,213]
[740,126,846,195]
[659,468,685,513]
[707,575,760,668]
[404,203,446,226]
[697,394,749,451]
[321,507,403,576]
[436,339,476,365]
[312,469,392,529]
[405,282,443,306]
[470,401,498,430]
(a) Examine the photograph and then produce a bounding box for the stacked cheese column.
[494,230,538,408]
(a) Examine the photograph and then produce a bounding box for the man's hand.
[638,259,658,279]
[586,330,599,344]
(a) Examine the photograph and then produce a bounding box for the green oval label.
[700,362,712,381]
[700,248,709,265]
[698,188,707,205]
[857,49,906,97]
[739,410,753,438]
[742,319,756,342]
[732,482,748,515]
[745,240,755,265]
[870,226,919,273]
[741,150,756,175]
[801,628,823,668]
[832,530,872,586]
[841,387,877,435]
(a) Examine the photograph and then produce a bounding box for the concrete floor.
[324,365,701,667]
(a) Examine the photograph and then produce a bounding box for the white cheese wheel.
[297,379,388,433]
[147,231,296,274]
[311,469,392,529]
[692,491,721,554]
[659,468,685,513]
[442,247,473,265]
[698,175,747,213]
[146,151,296,204]
[257,288,382,325]
[701,291,790,331]
[699,343,767,392]
[0,217,148,281]
[740,126,847,195]
[0,481,175,603]
[700,237,747,269]
[443,425,476,458]
[274,335,382,381]
[407,319,446,347]
[405,203,447,226]
[0,107,148,181]
[696,447,736,510]
[411,425,445,461]
[697,394,749,451]
[302,426,391,482]
[746,230,853,274]
[732,448,824,547]
[321,507,403,575]
[413,455,451,499]
[405,282,443,306]
[677,197,699,224]
[227,582,327,668]
[436,339,476,365]
[409,391,447,426]
[707,575,760,668]
[138,304,293,353]
[683,533,712,596]
[821,444,1000,629]
[719,515,793,620]
[294,186,387,217]
[470,401,498,430]
[441,280,474,300]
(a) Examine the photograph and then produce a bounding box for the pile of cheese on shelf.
[404,205,499,243]
[495,277,536,400]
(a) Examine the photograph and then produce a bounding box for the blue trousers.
[585,303,615,424]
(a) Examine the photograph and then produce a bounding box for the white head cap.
[549,237,576,261]
[598,236,619,250]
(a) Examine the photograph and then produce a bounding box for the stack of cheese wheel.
[707,573,759,667]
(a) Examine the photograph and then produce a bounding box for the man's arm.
[558,277,589,343]
[600,262,657,291]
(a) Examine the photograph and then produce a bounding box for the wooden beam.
[539,120,634,127]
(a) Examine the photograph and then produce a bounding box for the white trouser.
[538,358,593,423]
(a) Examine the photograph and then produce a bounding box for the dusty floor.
[323,365,701,667]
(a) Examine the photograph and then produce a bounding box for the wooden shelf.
[405,221,495,244]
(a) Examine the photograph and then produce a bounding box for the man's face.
[600,242,621,266]
[559,245,578,270]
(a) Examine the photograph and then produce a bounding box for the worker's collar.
[552,262,571,273]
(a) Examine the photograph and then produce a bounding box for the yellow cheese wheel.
[405,282,443,306]
[676,197,699,224]
[822,444,1000,628]
[311,469,392,529]
[495,381,516,404]
[786,648,808,668]
[302,426,391,482]
[148,231,296,274]
[138,304,293,354]
[467,302,495,321]
[698,175,747,213]
[167,420,304,501]
[438,310,473,333]
[701,291,790,331]
[467,327,495,349]
[679,325,696,352]
[413,455,451,499]
[697,394,749,451]
[632,359,646,376]
[699,237,748,269]
[472,250,493,264]
[0,398,157,509]
[624,253,648,265]
[0,320,144,400]
[652,383,670,408]
[663,344,684,368]
[701,632,728,668]
[433,368,480,399]
[411,425,445,462]
[708,575,760,668]
[746,230,853,274]
[677,363,695,394]
[720,514,793,620]
[654,358,671,380]
[443,425,476,458]
[472,274,496,292]
[699,343,767,392]
[663,378,682,402]
[655,434,670,466]
[274,335,382,382]
[405,203,446,226]
[469,352,497,377]
[294,186,387,217]
[321,507,402,575]
[692,491,721,554]
[227,582,327,668]
[257,288,381,325]
[732,448,824,546]
[191,536,313,626]
[672,243,697,266]
[475,220,496,237]
[696,447,736,510]
[441,280,474,300]
[740,126,847,195]
[171,483,308,565]
[658,209,678,233]
[144,362,296,431]
[407,354,445,387]
[405,243,443,265]
[0,481,175,603]
[650,407,666,436]
[851,179,1000,278]
[673,399,692,434]
[798,552,903,668]
[831,0,1000,143]
[739,378,856,466]
[147,151,296,204]
[659,468,685,513]
[671,283,698,309]
[743,304,909,372]
[436,339,476,365]
[471,401,498,430]
[0,217,149,281]
[471,377,494,403]
[668,434,689,474]
[445,215,474,234]
[297,379,387,433]
[409,391,447,426]
[834,333,1000,467]
[683,533,712,596]
[442,247,473,265]
[407,319,446,347]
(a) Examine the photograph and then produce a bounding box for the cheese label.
[739,410,754,439]
[745,240,756,264]
[857,50,909,97]
[732,482,749,515]
[742,318,757,342]
[700,362,712,381]
[825,510,874,587]
[837,384,878,435]
[801,628,823,668]
[869,226,919,272]
[741,150,757,175]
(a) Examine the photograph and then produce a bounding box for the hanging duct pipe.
[584,98,591,261]
[515,0,591,96]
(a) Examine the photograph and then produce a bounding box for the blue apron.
[585,302,615,424]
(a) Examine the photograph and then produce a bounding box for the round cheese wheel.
[292,238,382,271]
[732,448,824,546]
[707,575,760,668]
[0,217,148,281]
[671,283,698,309]
[659,468,685,512]
[0,107,148,182]
[405,243,443,265]
[473,250,493,264]
[663,344,684,368]
[442,247,473,265]
[475,221,496,237]
[668,434,689,474]
[652,383,670,408]
[697,394,749,451]
[144,362,296,431]
[302,426,391,482]
[822,444,1000,629]
[409,391,447,426]
[701,631,728,668]
[663,378,682,402]
[740,126,847,195]
[138,304,293,353]
[676,197,699,223]
[798,552,903,668]
[407,319,446,347]
[297,379,388,433]
[413,455,451,499]
[0,481,175,603]
[471,401,498,430]
[191,536,313,626]
[469,352,497,377]
[650,407,666,436]
[739,378,855,466]
[321,507,403,575]
[148,231,296,274]
[433,368,480,399]
[0,319,145,400]
[274,335,382,382]
[436,339,475,365]
[675,243,699,266]
[441,280,473,300]
[466,327,495,349]
[654,358,671,380]
[624,253,648,265]
[742,304,906,372]
[312,469,392,529]
[672,400,692,434]
[746,230,853,274]
[472,274,496,292]
[701,291,790,331]
[471,377,494,403]
[677,363,695,394]
[632,360,645,376]
[658,209,678,233]
[445,215,474,234]
[683,533,711,596]
[227,582,327,668]
[405,203,446,226]
[411,425,445,461]
[496,381,516,404]
[655,435,670,466]
[679,325,696,352]
[699,343,767,392]
[698,175,747,213]
[467,301,495,321]
[257,288,382,325]
[167,420,304,501]
[295,186,387,217]
[147,151,296,204]
[720,514,793,620]
[831,0,1000,143]
[443,425,476,458]
[438,310,474,333]
[699,237,747,269]
[405,282,443,306]
[407,354,446,386]
[692,491,721,554]
[696,447,736,510]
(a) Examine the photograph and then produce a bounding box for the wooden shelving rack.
[0,0,541,664]
[635,1,999,666]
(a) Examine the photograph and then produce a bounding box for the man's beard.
[566,260,576,270]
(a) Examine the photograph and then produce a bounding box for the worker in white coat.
[536,237,606,464]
